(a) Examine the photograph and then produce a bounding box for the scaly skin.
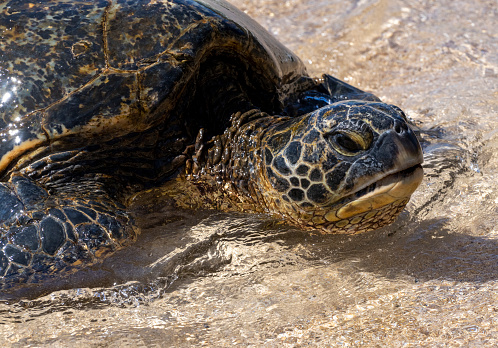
[181,101,423,234]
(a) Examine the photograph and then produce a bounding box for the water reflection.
[0,72,24,149]
[1,91,11,104]
[0,74,21,108]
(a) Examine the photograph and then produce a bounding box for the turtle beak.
[342,117,424,199]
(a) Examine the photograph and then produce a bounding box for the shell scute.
[0,1,107,128]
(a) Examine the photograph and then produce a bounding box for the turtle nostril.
[393,120,406,134]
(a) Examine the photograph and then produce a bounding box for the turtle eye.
[334,133,361,152]
[327,131,369,155]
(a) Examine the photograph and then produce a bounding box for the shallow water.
[1,0,497,346]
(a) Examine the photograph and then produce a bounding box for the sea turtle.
[0,0,423,288]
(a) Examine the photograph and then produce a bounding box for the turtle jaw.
[268,164,424,235]
[319,164,423,231]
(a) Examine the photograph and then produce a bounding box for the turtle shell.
[0,0,308,174]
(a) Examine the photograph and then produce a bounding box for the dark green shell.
[0,0,307,172]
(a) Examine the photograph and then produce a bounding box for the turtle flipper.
[321,74,381,102]
[0,175,135,288]
[285,74,382,116]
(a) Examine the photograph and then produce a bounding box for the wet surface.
[1,0,497,346]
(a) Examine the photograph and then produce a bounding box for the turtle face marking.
[260,100,423,234]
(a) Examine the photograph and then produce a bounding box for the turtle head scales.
[183,99,423,234]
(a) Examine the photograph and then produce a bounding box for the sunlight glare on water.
[0,0,497,346]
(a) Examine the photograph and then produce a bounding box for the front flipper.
[0,175,136,289]
[285,74,381,116]
[320,74,381,102]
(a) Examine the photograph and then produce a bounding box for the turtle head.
[258,100,423,233]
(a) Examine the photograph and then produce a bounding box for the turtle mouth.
[352,165,423,201]
[329,164,423,220]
